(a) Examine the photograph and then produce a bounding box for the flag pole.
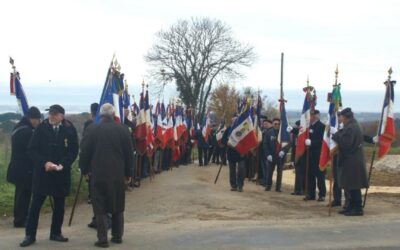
[363,67,392,208]
[328,65,339,216]
[279,53,285,181]
[304,76,312,200]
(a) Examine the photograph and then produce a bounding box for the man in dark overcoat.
[304,110,326,201]
[7,107,41,228]
[332,107,368,216]
[79,103,134,247]
[20,104,79,247]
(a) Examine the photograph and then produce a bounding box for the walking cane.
[68,173,83,226]
[214,161,224,184]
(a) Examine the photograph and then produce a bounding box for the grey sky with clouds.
[0,0,399,112]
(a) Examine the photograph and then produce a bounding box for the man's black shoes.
[94,240,109,248]
[111,237,123,244]
[20,236,36,247]
[49,234,69,242]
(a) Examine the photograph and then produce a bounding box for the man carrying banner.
[331,108,368,216]
[304,110,326,201]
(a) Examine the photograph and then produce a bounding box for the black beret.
[26,106,41,119]
[311,109,320,115]
[295,120,300,126]
[90,103,99,115]
[339,107,353,118]
[46,104,65,115]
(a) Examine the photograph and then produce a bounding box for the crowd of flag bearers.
[5,56,397,248]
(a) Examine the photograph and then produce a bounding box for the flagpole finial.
[335,65,339,84]
[142,79,145,91]
[388,67,393,81]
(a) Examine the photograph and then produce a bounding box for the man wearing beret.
[331,108,368,216]
[20,104,79,247]
[7,107,41,228]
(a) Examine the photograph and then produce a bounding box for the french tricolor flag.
[202,112,211,142]
[10,71,29,116]
[295,94,311,162]
[228,106,258,155]
[277,99,290,151]
[378,79,396,158]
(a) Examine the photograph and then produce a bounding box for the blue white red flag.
[228,106,258,155]
[295,92,311,162]
[378,79,396,158]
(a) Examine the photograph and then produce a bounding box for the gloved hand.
[267,155,273,162]
[286,126,293,133]
[373,136,379,143]
[279,151,285,158]
[330,126,338,135]
[305,139,311,146]
[339,123,344,129]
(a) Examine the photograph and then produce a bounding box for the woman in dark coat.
[332,108,368,216]
[79,103,134,247]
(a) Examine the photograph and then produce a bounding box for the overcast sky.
[1,0,399,111]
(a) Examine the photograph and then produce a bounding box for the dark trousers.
[13,183,32,226]
[96,212,124,242]
[198,147,208,166]
[294,164,305,194]
[229,160,245,189]
[332,164,342,204]
[26,194,65,238]
[307,170,326,198]
[348,189,362,210]
[266,160,283,191]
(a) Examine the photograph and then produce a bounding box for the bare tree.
[145,17,256,120]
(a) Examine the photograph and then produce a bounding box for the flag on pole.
[9,58,29,115]
[295,91,311,162]
[95,57,124,123]
[216,119,226,144]
[228,105,258,155]
[319,84,341,170]
[378,79,396,158]
[202,112,211,142]
[277,98,290,150]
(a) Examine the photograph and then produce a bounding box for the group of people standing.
[6,101,371,248]
[211,108,370,217]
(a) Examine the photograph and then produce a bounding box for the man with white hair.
[79,103,134,248]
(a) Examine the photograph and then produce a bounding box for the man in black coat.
[196,128,209,166]
[222,116,246,192]
[289,120,304,195]
[264,118,290,192]
[79,103,134,247]
[304,110,326,201]
[20,104,79,247]
[7,107,41,228]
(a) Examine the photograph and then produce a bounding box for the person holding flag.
[331,108,369,216]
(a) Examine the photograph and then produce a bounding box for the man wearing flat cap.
[20,104,79,247]
[7,107,41,228]
[331,107,368,216]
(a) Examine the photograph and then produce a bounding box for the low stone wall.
[374,155,400,173]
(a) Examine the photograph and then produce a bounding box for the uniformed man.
[288,120,304,195]
[7,107,41,228]
[196,124,209,166]
[304,110,326,201]
[331,108,369,216]
[79,103,134,247]
[222,115,246,192]
[20,104,79,247]
[264,118,289,192]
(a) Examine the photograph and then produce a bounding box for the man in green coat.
[331,108,369,216]
[79,103,134,248]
